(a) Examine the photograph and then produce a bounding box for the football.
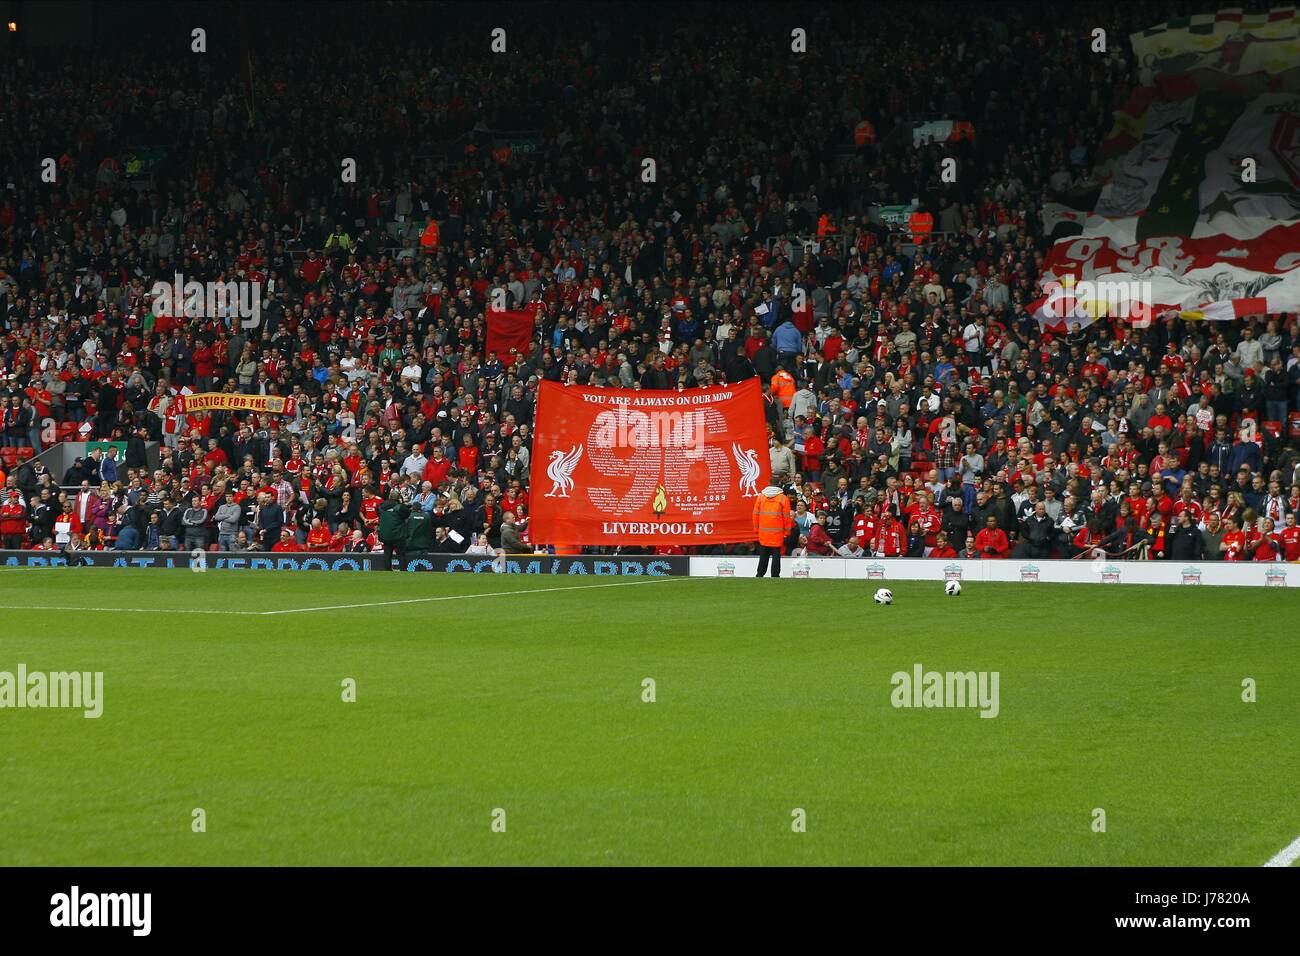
[945,580,963,596]
[873,588,894,605]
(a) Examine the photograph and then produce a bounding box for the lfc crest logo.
[732,443,761,496]
[544,444,583,498]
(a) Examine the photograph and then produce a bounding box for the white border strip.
[688,556,1295,588]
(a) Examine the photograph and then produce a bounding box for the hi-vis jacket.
[752,485,793,547]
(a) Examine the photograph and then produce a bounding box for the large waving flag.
[1131,6,1300,85]
[1032,218,1300,329]
[1035,8,1300,329]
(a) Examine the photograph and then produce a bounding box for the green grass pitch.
[0,567,1297,866]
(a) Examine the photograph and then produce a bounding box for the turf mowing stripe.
[258,576,685,615]
[1263,834,1300,867]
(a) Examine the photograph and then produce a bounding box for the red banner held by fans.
[529,379,772,546]
[486,306,538,357]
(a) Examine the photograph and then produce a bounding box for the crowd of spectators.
[1,2,1298,564]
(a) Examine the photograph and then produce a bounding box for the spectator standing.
[214,491,243,552]
[376,491,409,570]
[752,484,793,578]
[182,495,209,551]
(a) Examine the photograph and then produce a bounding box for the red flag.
[529,379,771,546]
[486,306,538,358]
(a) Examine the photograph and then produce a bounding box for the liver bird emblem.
[732,442,761,497]
[544,444,583,498]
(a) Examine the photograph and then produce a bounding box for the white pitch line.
[259,576,683,615]
[0,604,263,615]
[0,577,687,618]
[1263,834,1300,867]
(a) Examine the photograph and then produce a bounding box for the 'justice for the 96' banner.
[528,379,771,545]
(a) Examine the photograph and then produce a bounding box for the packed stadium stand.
[1,0,1298,565]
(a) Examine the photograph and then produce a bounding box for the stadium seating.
[0,1,1295,564]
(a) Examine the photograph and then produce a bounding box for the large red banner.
[529,379,772,546]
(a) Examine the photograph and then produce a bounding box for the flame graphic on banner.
[651,485,668,514]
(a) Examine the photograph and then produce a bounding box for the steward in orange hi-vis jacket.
[752,484,792,578]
